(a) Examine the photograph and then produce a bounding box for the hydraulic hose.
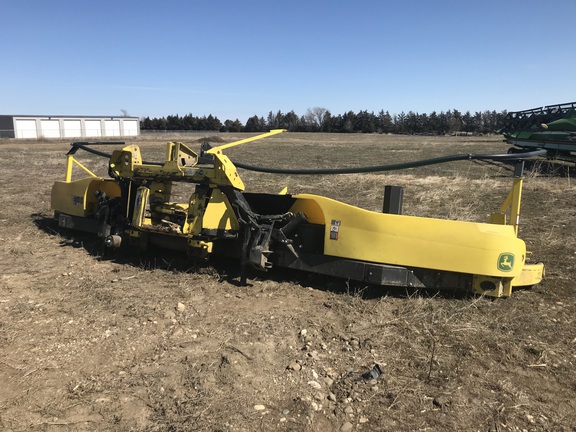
[69,141,163,166]
[232,149,548,175]
[69,142,547,175]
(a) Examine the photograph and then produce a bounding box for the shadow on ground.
[32,212,477,302]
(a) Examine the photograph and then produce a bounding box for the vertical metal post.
[65,155,74,182]
[383,186,403,214]
[510,161,525,236]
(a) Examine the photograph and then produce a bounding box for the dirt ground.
[0,133,575,431]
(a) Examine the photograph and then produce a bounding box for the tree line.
[140,107,507,135]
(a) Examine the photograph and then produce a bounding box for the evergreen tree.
[205,114,222,131]
[321,110,333,132]
[244,115,261,132]
[427,111,439,134]
[377,110,393,133]
[140,107,510,135]
[283,111,300,131]
[342,111,356,133]
[395,112,407,134]
[141,116,153,130]
[354,110,376,133]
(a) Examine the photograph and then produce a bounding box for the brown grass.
[0,133,575,431]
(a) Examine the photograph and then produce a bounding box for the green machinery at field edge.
[501,101,576,161]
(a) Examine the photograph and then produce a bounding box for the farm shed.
[0,115,140,139]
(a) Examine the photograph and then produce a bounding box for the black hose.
[68,142,547,175]
[70,142,163,165]
[233,149,548,175]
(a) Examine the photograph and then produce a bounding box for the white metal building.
[0,115,140,139]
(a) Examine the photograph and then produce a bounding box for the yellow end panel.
[202,189,239,231]
[292,193,527,278]
[51,178,120,217]
[511,262,544,288]
[51,178,95,217]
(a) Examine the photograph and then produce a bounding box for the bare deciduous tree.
[305,107,328,130]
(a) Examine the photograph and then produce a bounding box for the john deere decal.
[498,253,515,272]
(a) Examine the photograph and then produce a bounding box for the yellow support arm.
[207,129,287,154]
[202,129,287,191]
[65,155,98,182]
[490,162,524,236]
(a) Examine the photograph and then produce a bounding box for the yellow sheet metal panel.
[51,178,120,217]
[289,196,325,225]
[51,178,94,217]
[291,193,526,278]
[202,189,239,231]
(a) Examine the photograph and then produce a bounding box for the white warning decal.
[330,219,340,240]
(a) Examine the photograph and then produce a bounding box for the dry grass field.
[1,132,575,431]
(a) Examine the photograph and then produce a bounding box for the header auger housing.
[51,130,544,297]
[501,101,576,161]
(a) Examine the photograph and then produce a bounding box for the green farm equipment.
[501,101,576,161]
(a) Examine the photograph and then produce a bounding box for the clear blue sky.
[1,0,574,122]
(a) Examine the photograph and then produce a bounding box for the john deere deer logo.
[498,253,515,272]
